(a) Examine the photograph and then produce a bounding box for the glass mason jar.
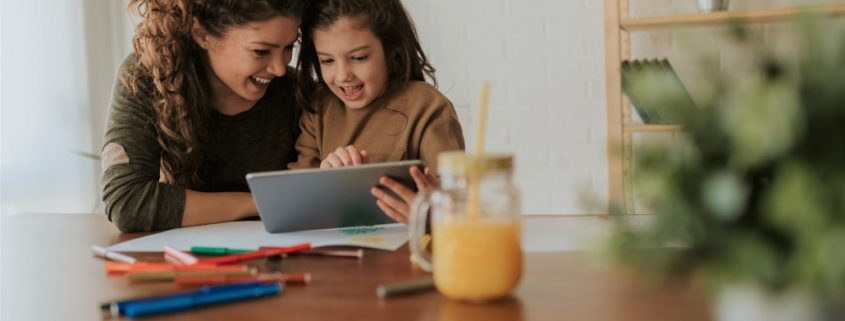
[410,152,522,302]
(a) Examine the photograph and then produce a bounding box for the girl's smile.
[339,84,365,100]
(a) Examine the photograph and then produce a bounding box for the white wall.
[404,0,609,214]
[1,0,132,215]
[1,1,94,215]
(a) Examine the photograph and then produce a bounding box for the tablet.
[246,160,423,233]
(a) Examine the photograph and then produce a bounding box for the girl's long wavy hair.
[123,0,306,187]
[295,0,436,112]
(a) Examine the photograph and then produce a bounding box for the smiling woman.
[101,0,307,232]
[190,15,300,115]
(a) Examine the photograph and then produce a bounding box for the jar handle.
[409,190,434,271]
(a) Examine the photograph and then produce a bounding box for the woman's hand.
[320,145,368,168]
[370,166,439,224]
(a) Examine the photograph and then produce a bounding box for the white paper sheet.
[108,221,409,252]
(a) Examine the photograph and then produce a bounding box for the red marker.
[127,265,255,281]
[175,272,311,287]
[199,243,312,265]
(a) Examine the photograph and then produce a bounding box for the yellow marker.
[350,236,384,244]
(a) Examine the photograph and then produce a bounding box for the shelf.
[624,124,683,133]
[621,3,845,31]
[606,0,845,214]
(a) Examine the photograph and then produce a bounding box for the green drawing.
[339,226,385,235]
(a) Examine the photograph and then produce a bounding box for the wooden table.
[1,214,713,321]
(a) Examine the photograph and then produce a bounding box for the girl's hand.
[320,145,368,168]
[370,166,439,224]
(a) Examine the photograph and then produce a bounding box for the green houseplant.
[611,17,845,321]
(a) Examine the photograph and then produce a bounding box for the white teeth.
[251,76,271,85]
[341,85,363,95]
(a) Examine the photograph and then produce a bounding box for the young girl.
[290,0,465,223]
[102,0,306,232]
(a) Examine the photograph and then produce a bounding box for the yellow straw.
[467,81,490,220]
[473,81,490,156]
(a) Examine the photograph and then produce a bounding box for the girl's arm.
[415,100,466,170]
[371,95,466,222]
[288,109,323,169]
[371,166,438,223]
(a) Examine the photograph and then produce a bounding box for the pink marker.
[163,245,199,265]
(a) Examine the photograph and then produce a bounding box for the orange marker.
[260,247,364,259]
[106,262,191,275]
[106,261,149,275]
[106,261,230,275]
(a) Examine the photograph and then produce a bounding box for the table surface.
[0,214,713,321]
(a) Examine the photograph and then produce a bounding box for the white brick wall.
[404,0,608,214]
[404,0,841,215]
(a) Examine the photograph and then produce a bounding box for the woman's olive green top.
[101,56,299,232]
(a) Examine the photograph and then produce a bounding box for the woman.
[102,0,306,232]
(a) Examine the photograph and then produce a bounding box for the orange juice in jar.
[410,152,522,302]
[433,217,522,300]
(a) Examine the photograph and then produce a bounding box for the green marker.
[190,246,252,255]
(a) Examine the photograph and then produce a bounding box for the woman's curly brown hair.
[123,0,306,187]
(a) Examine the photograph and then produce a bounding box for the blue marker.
[104,282,280,317]
[121,282,280,318]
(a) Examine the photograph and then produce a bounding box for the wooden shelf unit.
[623,124,683,133]
[604,1,845,214]
[621,3,845,31]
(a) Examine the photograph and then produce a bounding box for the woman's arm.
[103,57,255,232]
[181,190,256,227]
[102,59,181,232]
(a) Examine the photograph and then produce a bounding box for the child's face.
[195,16,299,110]
[313,17,389,110]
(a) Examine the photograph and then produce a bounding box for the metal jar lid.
[437,151,513,175]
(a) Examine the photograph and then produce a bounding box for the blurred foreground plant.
[611,16,845,306]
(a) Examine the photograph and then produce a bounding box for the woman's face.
[313,17,389,110]
[193,16,300,114]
